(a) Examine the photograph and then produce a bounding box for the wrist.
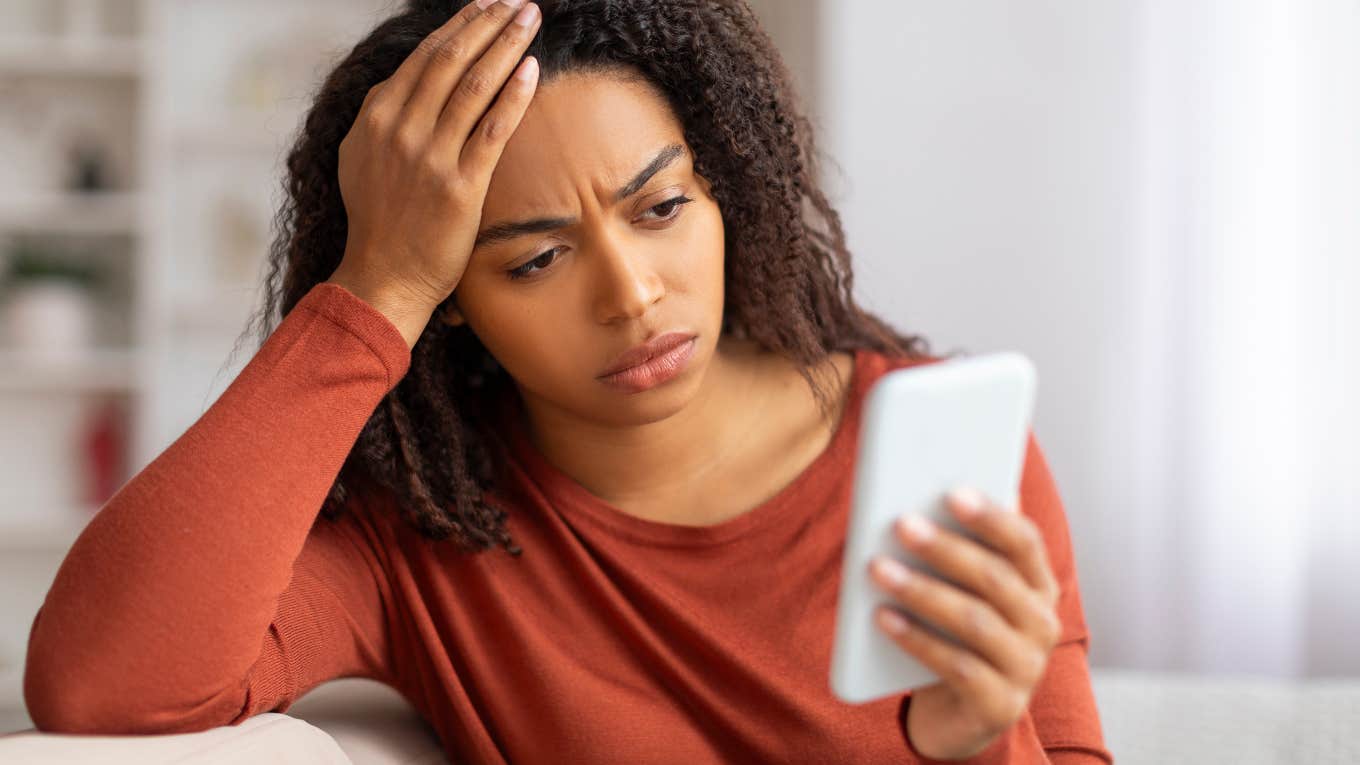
[325,266,434,350]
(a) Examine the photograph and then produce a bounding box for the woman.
[24,1,1111,762]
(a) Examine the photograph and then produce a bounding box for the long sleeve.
[22,282,412,735]
[897,431,1114,764]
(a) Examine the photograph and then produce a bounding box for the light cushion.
[0,713,349,764]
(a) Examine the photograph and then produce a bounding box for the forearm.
[24,283,410,733]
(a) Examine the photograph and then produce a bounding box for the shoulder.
[765,346,946,413]
[853,347,952,391]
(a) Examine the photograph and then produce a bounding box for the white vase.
[3,281,97,361]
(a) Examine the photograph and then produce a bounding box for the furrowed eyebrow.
[473,143,687,249]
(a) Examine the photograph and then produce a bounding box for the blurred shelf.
[170,287,263,332]
[0,36,144,79]
[0,505,97,552]
[0,348,145,393]
[0,190,142,236]
[172,110,304,155]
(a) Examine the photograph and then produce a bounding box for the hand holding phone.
[830,352,1043,699]
[828,351,1065,758]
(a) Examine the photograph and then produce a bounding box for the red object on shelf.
[83,397,128,507]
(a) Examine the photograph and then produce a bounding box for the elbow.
[21,607,120,734]
[23,649,246,735]
[24,669,246,735]
[21,608,91,734]
[22,662,129,735]
[23,660,145,735]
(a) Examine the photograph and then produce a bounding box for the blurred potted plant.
[1,241,103,361]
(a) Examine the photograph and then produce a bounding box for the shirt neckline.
[499,347,878,548]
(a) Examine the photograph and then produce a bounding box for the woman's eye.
[505,196,694,282]
[506,247,562,281]
[642,195,694,222]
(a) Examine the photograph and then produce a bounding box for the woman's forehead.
[484,71,688,205]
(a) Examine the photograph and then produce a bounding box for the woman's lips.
[597,331,696,378]
[597,337,697,394]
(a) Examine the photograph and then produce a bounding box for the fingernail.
[513,2,537,25]
[948,487,985,517]
[872,557,912,588]
[879,609,910,635]
[476,0,497,9]
[898,514,934,542]
[502,0,527,9]
[515,55,538,81]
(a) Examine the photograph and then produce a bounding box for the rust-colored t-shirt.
[24,282,1112,764]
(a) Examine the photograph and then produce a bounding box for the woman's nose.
[590,230,665,323]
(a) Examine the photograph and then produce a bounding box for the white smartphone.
[829,351,1037,704]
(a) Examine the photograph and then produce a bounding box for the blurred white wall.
[809,0,1359,676]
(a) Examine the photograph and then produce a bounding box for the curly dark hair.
[233,0,943,559]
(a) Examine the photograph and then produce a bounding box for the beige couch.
[2,669,1358,764]
[0,677,448,765]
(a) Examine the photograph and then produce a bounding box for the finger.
[404,0,533,142]
[457,55,538,181]
[870,558,1049,687]
[875,606,1025,727]
[360,79,386,113]
[344,79,390,149]
[378,0,487,110]
[437,2,541,149]
[946,488,1061,606]
[891,514,1060,646]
